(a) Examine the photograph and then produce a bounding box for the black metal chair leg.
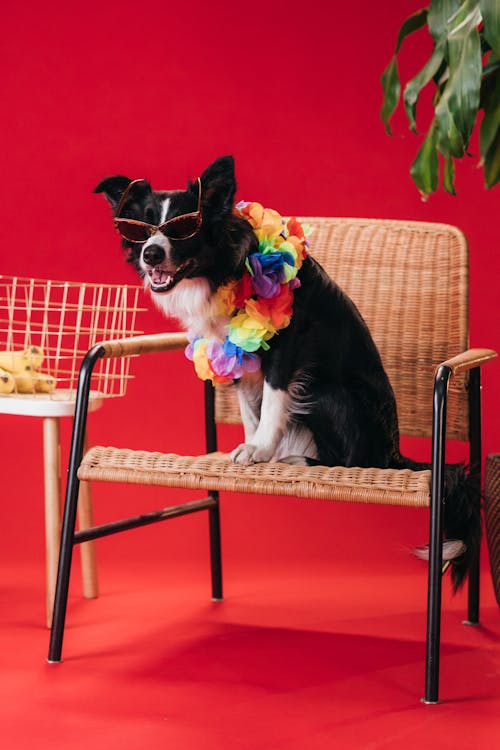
[204,381,223,600]
[424,364,450,704]
[209,497,223,600]
[465,546,480,625]
[424,499,444,704]
[48,345,104,663]
[47,467,80,662]
[465,366,482,627]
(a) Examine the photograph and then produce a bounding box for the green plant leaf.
[394,8,429,53]
[447,1,482,136]
[380,57,401,134]
[428,0,461,41]
[410,120,439,196]
[435,95,466,156]
[381,0,499,194]
[435,0,482,155]
[448,26,482,143]
[484,127,500,187]
[480,66,500,159]
[480,0,500,56]
[404,41,446,132]
[480,62,500,188]
[380,8,428,134]
[443,153,457,193]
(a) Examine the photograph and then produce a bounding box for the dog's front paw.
[230,443,274,465]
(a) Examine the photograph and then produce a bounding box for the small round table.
[0,390,103,626]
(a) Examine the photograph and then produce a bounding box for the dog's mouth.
[147,259,197,293]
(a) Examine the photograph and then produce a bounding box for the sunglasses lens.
[162,217,199,240]
[115,221,150,242]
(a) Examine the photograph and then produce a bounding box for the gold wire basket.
[0,275,146,401]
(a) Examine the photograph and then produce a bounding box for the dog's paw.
[230,443,274,465]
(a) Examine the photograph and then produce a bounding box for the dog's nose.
[142,244,166,267]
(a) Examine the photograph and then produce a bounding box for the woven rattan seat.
[79,447,431,507]
[48,217,497,704]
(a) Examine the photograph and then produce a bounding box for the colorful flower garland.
[185,201,311,384]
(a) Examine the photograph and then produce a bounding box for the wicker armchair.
[47,218,496,704]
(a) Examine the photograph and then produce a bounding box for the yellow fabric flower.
[228,312,275,351]
[216,281,237,315]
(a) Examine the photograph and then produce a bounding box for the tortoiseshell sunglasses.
[113,177,202,242]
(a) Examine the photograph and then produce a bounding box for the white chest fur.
[149,278,230,340]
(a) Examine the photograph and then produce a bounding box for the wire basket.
[0,275,146,401]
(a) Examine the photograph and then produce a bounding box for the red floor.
[1,542,499,749]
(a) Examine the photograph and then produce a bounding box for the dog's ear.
[93,176,152,209]
[199,155,236,215]
[94,176,132,208]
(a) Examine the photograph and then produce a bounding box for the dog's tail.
[392,455,481,591]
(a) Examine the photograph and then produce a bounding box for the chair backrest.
[0,276,145,399]
[215,217,470,441]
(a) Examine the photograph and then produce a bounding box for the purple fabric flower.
[206,338,260,379]
[249,254,281,298]
[185,333,200,361]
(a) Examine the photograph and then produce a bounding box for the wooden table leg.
[43,421,99,628]
[43,416,61,629]
[77,440,99,599]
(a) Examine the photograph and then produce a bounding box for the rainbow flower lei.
[185,202,310,384]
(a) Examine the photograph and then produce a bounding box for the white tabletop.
[0,390,104,417]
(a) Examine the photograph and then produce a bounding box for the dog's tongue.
[150,268,172,286]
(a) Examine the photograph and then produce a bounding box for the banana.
[34,373,56,393]
[23,345,44,370]
[11,367,57,394]
[0,350,28,374]
[0,367,15,394]
[0,345,44,373]
[0,347,55,393]
[13,366,37,393]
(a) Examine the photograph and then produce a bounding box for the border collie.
[95,155,479,588]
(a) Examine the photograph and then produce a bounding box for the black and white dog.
[95,155,479,587]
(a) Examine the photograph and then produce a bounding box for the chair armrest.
[437,348,497,376]
[432,347,497,450]
[98,331,188,359]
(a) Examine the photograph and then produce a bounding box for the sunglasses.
[113,177,202,243]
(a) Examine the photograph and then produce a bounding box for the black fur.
[96,155,480,590]
[94,156,254,290]
[260,256,402,468]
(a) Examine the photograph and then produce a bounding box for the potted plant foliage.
[381,0,500,197]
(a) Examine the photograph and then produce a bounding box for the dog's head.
[95,155,255,294]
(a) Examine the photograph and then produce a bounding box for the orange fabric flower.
[248,284,294,329]
[286,217,304,241]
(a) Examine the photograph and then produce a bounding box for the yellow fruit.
[23,345,44,370]
[13,366,36,394]
[0,350,28,374]
[11,368,56,394]
[0,345,45,374]
[0,367,15,394]
[34,373,56,393]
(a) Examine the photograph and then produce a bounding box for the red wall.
[1,1,498,578]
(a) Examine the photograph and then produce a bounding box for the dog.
[95,154,480,588]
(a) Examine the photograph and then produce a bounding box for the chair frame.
[47,329,495,703]
[46,217,497,703]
